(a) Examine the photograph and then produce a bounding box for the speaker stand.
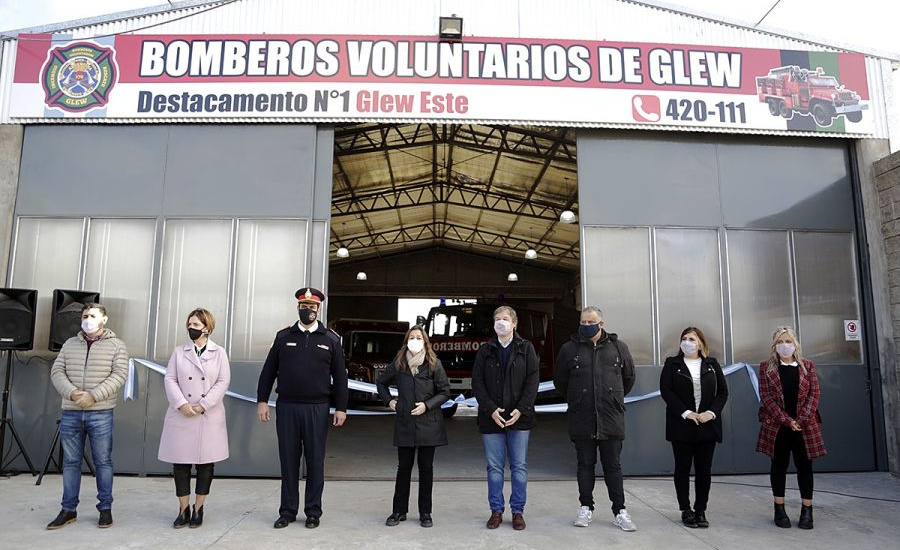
[36,418,95,486]
[0,351,37,476]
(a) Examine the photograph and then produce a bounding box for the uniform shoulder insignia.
[326,328,342,344]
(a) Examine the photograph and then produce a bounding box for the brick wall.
[874,149,900,476]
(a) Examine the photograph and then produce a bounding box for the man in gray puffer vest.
[47,303,129,530]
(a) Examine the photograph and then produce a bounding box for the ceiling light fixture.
[356,271,367,281]
[559,210,576,223]
[507,273,518,282]
[336,246,350,258]
[525,248,538,260]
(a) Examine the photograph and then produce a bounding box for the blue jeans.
[482,430,530,514]
[60,409,114,512]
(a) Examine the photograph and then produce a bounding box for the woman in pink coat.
[158,308,230,529]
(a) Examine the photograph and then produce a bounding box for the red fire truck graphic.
[756,66,866,126]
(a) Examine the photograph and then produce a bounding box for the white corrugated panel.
[0,40,15,123]
[0,0,895,136]
[866,57,893,144]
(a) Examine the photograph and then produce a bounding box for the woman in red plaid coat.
[756,326,825,531]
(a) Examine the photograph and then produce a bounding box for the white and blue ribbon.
[125,359,760,415]
[125,358,394,415]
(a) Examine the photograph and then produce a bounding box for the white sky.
[1,0,898,145]
[0,0,898,55]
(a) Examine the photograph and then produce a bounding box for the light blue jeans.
[482,430,530,514]
[60,409,114,511]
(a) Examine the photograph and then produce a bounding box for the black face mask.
[188,328,205,341]
[298,308,317,325]
[578,323,601,340]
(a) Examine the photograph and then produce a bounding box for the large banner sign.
[10,33,873,134]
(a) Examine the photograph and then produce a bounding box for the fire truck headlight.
[831,93,837,100]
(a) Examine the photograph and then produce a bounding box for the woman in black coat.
[376,326,450,528]
[659,326,728,529]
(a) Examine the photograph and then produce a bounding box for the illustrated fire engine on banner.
[755,65,867,127]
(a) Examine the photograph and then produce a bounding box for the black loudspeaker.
[49,290,101,352]
[0,289,38,351]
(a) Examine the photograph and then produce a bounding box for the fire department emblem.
[41,41,118,113]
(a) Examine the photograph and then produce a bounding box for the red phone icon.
[632,95,661,122]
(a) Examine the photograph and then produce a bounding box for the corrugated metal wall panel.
[885,60,900,148]
[5,0,874,49]
[866,58,891,141]
[0,41,12,123]
[0,0,894,136]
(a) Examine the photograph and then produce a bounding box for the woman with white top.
[659,327,728,528]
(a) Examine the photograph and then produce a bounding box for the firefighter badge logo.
[41,41,118,113]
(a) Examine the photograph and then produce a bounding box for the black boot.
[173,506,191,529]
[798,505,814,530]
[681,510,698,528]
[47,509,77,530]
[774,503,791,528]
[189,505,204,528]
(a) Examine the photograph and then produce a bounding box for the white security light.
[559,210,576,223]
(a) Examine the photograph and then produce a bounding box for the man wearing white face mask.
[472,306,539,531]
[48,303,129,530]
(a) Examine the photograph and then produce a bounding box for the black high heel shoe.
[173,506,191,529]
[189,505,204,528]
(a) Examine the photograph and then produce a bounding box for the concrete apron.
[2,472,898,550]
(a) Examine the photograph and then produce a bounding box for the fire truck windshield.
[427,306,547,340]
[350,331,407,356]
[430,309,493,337]
[807,76,839,87]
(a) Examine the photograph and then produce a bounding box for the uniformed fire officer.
[256,287,348,529]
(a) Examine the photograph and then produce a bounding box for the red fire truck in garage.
[330,318,409,407]
[421,303,557,416]
[756,65,866,126]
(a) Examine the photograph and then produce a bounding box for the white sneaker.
[573,506,592,527]
[613,509,637,531]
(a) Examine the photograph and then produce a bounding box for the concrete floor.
[323,408,576,480]
[2,471,898,550]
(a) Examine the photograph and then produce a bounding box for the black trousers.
[671,441,716,512]
[392,446,436,515]
[574,438,625,515]
[275,401,330,519]
[771,427,814,500]
[173,463,214,497]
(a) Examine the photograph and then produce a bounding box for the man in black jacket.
[553,306,636,531]
[472,306,540,531]
[257,287,348,530]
